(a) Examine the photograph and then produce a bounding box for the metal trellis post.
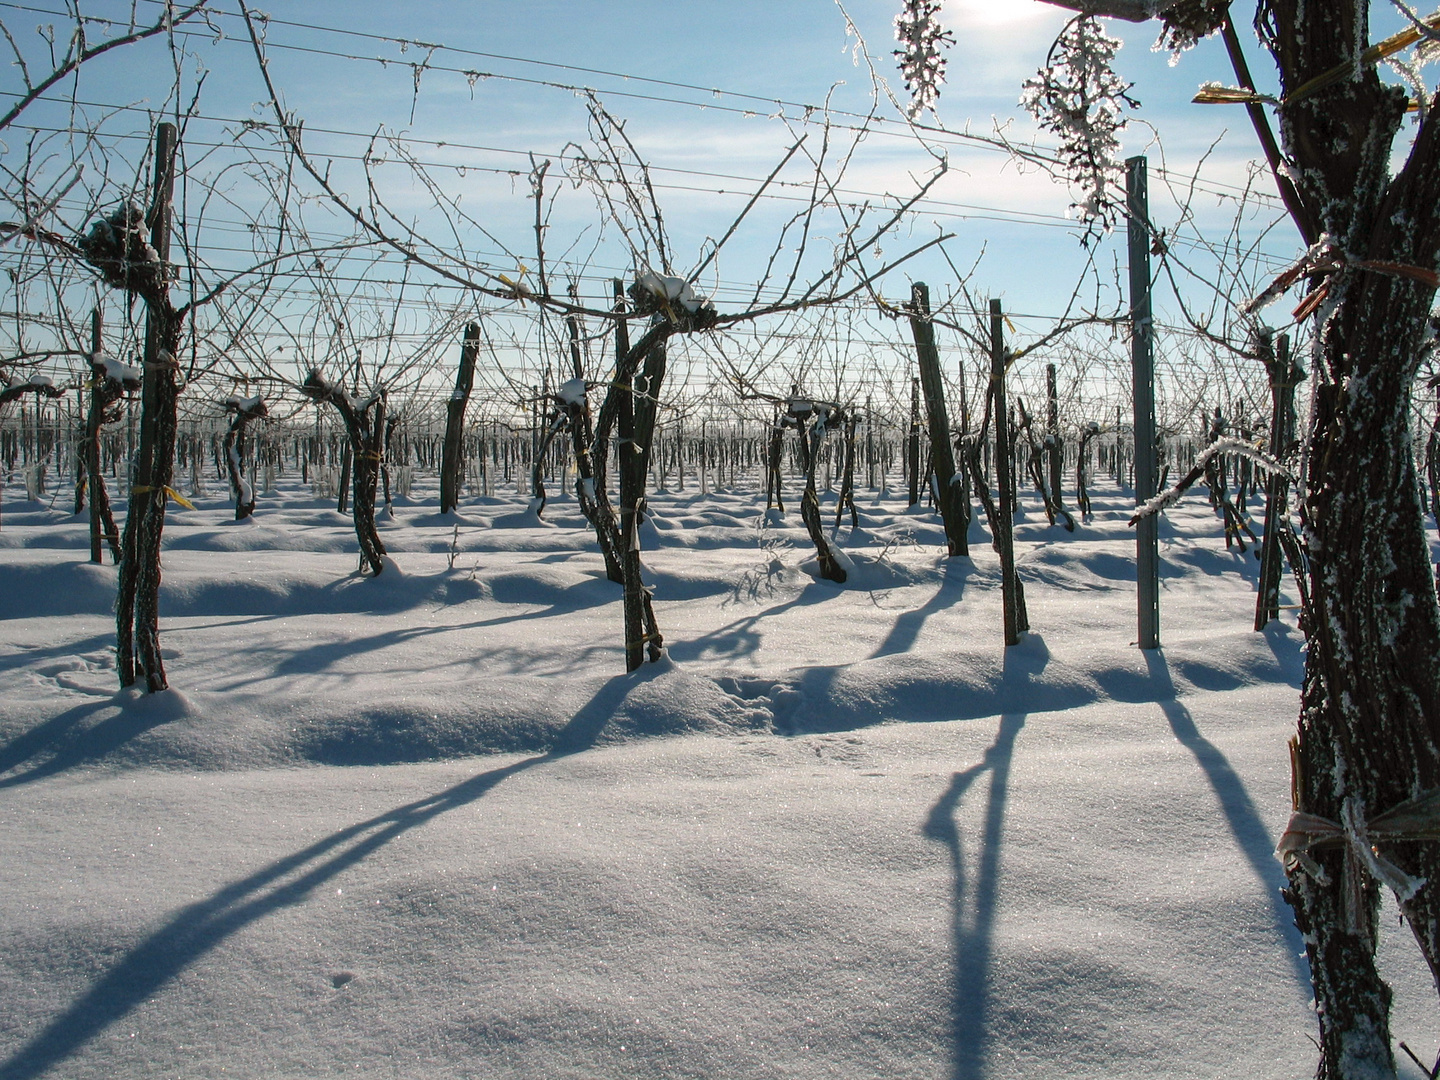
[1127,155,1160,649]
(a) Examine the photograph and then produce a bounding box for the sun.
[944,0,1063,29]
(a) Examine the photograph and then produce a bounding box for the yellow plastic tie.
[1283,15,1440,108]
[130,484,195,509]
[166,486,196,510]
[1192,85,1274,106]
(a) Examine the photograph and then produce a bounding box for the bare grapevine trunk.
[795,407,847,583]
[1425,396,1439,526]
[439,323,479,515]
[1264,4,1440,1073]
[300,373,388,576]
[223,396,267,520]
[112,122,180,692]
[1034,3,1440,1070]
[116,310,182,691]
[83,358,136,564]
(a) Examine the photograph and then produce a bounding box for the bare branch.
[0,3,214,133]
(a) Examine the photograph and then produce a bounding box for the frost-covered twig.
[893,0,954,119]
[1129,436,1287,524]
[1021,16,1138,230]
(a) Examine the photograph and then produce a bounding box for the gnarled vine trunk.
[1035,3,1440,1071]
[82,354,137,564]
[223,395,268,520]
[1267,6,1440,1075]
[439,322,480,516]
[300,372,388,576]
[110,123,180,692]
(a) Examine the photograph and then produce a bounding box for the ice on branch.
[1021,16,1138,231]
[76,203,169,302]
[299,370,376,412]
[1130,437,1287,524]
[893,0,954,119]
[1152,0,1227,57]
[224,394,267,416]
[636,272,702,313]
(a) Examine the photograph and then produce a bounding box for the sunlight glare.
[946,0,1061,29]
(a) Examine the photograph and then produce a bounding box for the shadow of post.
[871,556,972,660]
[923,710,1025,1080]
[0,698,121,786]
[0,667,643,1080]
[1142,649,1310,992]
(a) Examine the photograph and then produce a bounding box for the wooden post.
[907,375,921,507]
[1046,362,1063,512]
[908,282,967,555]
[439,322,480,514]
[1127,155,1160,650]
[1255,332,1302,629]
[991,299,1026,645]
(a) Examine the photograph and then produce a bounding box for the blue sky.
[1,1,1422,419]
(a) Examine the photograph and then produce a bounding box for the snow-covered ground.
[1,473,1437,1079]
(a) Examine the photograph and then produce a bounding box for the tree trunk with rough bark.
[300,372,388,576]
[439,323,479,515]
[908,282,969,555]
[1037,3,1440,1073]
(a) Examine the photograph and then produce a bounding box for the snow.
[96,356,141,385]
[556,377,588,406]
[2,473,1438,1079]
[636,271,704,313]
[224,394,265,414]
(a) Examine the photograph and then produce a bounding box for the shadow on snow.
[0,669,653,1080]
[923,640,1044,1080]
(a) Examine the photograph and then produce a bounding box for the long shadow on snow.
[1141,649,1310,993]
[0,669,647,1080]
[672,554,968,673]
[213,604,600,689]
[0,697,120,786]
[0,632,116,670]
[923,643,1040,1080]
[666,576,840,663]
[766,632,1086,735]
[0,685,205,788]
[870,556,970,658]
[201,569,630,690]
